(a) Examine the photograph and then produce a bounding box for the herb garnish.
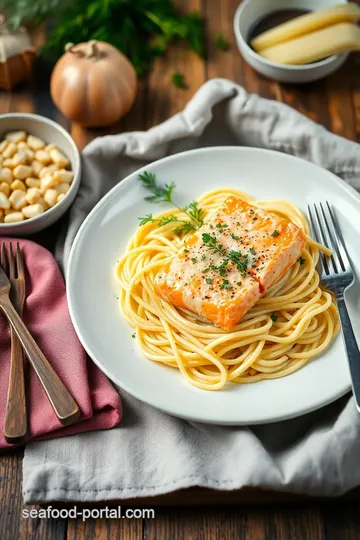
[202,233,249,276]
[139,172,175,203]
[206,278,212,284]
[299,257,305,265]
[138,171,205,235]
[270,314,278,322]
[231,233,239,240]
[171,72,187,89]
[250,247,256,255]
[191,257,197,263]
[6,1,207,78]
[139,214,179,226]
[271,230,280,237]
[220,279,232,290]
[215,32,229,51]
[237,281,242,286]
[217,260,228,277]
[201,233,216,246]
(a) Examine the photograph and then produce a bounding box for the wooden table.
[1,1,360,538]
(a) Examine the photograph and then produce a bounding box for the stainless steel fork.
[308,202,360,410]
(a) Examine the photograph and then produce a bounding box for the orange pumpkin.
[50,40,137,127]
[0,17,35,90]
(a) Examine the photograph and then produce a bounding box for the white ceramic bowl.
[234,0,349,84]
[0,114,81,235]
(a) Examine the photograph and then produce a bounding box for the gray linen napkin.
[23,79,360,503]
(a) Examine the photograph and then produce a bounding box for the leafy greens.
[4,0,206,76]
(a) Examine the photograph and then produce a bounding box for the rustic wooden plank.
[204,0,265,97]
[244,505,322,540]
[66,515,143,540]
[143,505,325,540]
[0,91,11,114]
[350,53,360,143]
[321,502,360,540]
[272,505,323,540]
[204,0,267,98]
[143,507,262,540]
[20,510,67,540]
[7,88,35,114]
[0,450,66,540]
[0,60,65,124]
[144,504,360,540]
[0,450,25,540]
[326,60,357,141]
[204,0,243,83]
[146,0,206,129]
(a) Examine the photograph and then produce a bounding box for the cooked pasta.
[115,188,339,391]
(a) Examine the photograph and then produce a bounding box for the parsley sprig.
[202,233,249,276]
[171,72,187,89]
[215,32,229,51]
[139,171,175,203]
[138,171,205,235]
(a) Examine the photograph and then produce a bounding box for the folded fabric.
[0,238,122,450]
[24,79,360,504]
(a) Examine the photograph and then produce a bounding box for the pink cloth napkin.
[0,238,122,449]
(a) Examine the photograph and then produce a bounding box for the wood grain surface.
[1,0,360,538]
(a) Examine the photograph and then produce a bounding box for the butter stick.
[251,3,360,52]
[259,23,360,65]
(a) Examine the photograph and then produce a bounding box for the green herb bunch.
[138,171,205,235]
[3,0,206,77]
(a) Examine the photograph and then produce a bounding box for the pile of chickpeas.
[0,131,74,224]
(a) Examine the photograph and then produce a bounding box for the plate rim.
[67,146,356,424]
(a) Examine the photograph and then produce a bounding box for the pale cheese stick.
[259,23,360,65]
[251,3,360,52]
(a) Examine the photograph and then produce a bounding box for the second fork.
[0,244,80,426]
[3,243,27,444]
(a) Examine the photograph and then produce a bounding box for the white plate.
[67,147,359,425]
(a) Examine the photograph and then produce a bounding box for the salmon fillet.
[155,196,306,330]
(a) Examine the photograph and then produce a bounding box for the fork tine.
[16,242,25,279]
[313,203,338,274]
[308,204,330,275]
[307,205,322,244]
[8,242,16,279]
[1,243,8,274]
[324,202,351,272]
[319,203,344,273]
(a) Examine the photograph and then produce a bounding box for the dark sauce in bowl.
[248,9,310,43]
[247,9,331,65]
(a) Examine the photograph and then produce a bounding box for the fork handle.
[4,328,27,444]
[337,295,360,411]
[0,299,80,426]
